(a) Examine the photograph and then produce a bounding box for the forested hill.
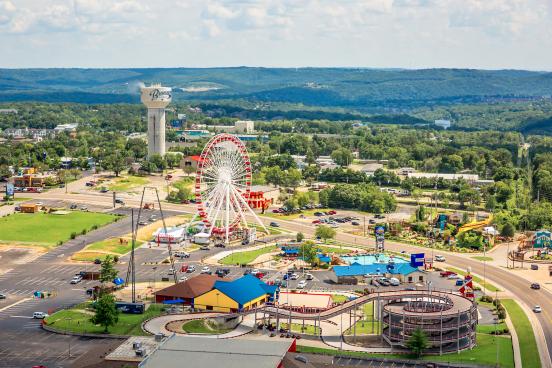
[0,67,551,111]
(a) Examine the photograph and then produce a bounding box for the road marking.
[0,297,32,312]
[10,315,32,318]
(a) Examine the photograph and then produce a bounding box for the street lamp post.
[152,266,157,296]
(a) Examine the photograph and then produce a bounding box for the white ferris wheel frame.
[195,133,267,243]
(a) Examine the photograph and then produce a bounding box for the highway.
[12,189,552,367]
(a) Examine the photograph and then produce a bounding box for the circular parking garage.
[381,292,477,354]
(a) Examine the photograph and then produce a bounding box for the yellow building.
[194,275,277,313]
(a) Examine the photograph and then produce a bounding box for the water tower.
[140,84,172,158]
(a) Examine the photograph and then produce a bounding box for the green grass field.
[317,245,353,254]
[45,303,164,336]
[0,212,118,245]
[87,238,143,255]
[219,245,278,265]
[447,266,501,292]
[477,322,508,334]
[106,175,149,192]
[502,299,541,368]
[297,333,514,367]
[471,256,494,261]
[345,302,381,335]
[280,322,320,335]
[181,319,233,334]
[331,294,349,303]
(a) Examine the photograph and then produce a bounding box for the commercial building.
[333,263,424,284]
[54,123,79,133]
[180,155,201,170]
[154,274,219,304]
[152,226,186,243]
[360,163,383,176]
[407,172,481,183]
[246,185,279,209]
[193,120,255,134]
[194,275,277,313]
[19,203,39,213]
[138,335,296,368]
[13,173,46,188]
[277,291,334,312]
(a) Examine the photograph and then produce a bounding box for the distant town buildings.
[54,123,79,133]
[0,109,18,114]
[360,163,383,176]
[2,127,54,141]
[435,119,452,129]
[192,120,255,134]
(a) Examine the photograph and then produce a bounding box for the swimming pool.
[341,254,408,266]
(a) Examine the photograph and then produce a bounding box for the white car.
[201,266,211,274]
[70,275,83,284]
[168,268,176,275]
[251,269,260,275]
[389,277,400,286]
[448,274,461,279]
[305,273,314,280]
[533,305,542,313]
[179,276,188,282]
[33,312,48,319]
[435,255,446,262]
[297,280,307,289]
[290,273,299,280]
[175,251,190,258]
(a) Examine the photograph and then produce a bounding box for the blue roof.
[333,263,420,277]
[213,275,277,305]
[283,248,300,254]
[317,254,331,263]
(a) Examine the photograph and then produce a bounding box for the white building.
[54,123,79,133]
[407,172,480,183]
[152,226,186,243]
[435,119,452,129]
[361,163,383,176]
[193,120,255,134]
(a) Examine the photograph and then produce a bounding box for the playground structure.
[456,214,494,235]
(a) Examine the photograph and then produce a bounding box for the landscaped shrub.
[70,232,77,239]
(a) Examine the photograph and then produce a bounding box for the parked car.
[0,293,6,299]
[312,219,321,224]
[33,312,48,319]
[327,210,337,215]
[435,255,446,262]
[179,276,188,282]
[138,220,147,226]
[200,266,211,274]
[378,277,390,286]
[531,264,538,270]
[200,245,210,250]
[531,283,541,290]
[375,214,385,219]
[215,269,230,277]
[94,258,102,265]
[115,198,125,205]
[99,188,109,193]
[368,219,376,224]
[269,222,280,227]
[185,265,196,273]
[439,271,455,277]
[351,221,360,226]
[447,274,461,280]
[168,268,176,275]
[388,277,400,286]
[314,212,324,217]
[455,279,464,286]
[70,275,83,284]
[214,243,226,248]
[70,204,78,209]
[405,286,416,291]
[533,305,542,313]
[297,280,307,289]
[80,206,88,211]
[305,273,314,280]
[290,273,299,280]
[175,251,190,258]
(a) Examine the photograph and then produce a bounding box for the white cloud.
[0,0,550,69]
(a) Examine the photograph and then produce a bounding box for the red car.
[440,271,456,277]
[255,272,265,279]
[312,219,321,224]
[328,210,337,215]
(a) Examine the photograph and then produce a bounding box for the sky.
[1,0,551,70]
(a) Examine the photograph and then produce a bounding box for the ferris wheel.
[195,133,266,243]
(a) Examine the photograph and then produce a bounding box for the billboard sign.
[6,183,14,197]
[410,253,425,267]
[375,225,385,251]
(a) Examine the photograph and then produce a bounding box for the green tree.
[296,232,305,243]
[103,151,127,177]
[90,293,119,333]
[99,255,118,285]
[331,148,353,167]
[406,328,429,357]
[415,206,426,222]
[183,165,196,176]
[265,166,283,187]
[501,222,515,238]
[148,154,167,172]
[301,240,319,265]
[283,168,302,189]
[315,225,336,243]
[164,153,181,169]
